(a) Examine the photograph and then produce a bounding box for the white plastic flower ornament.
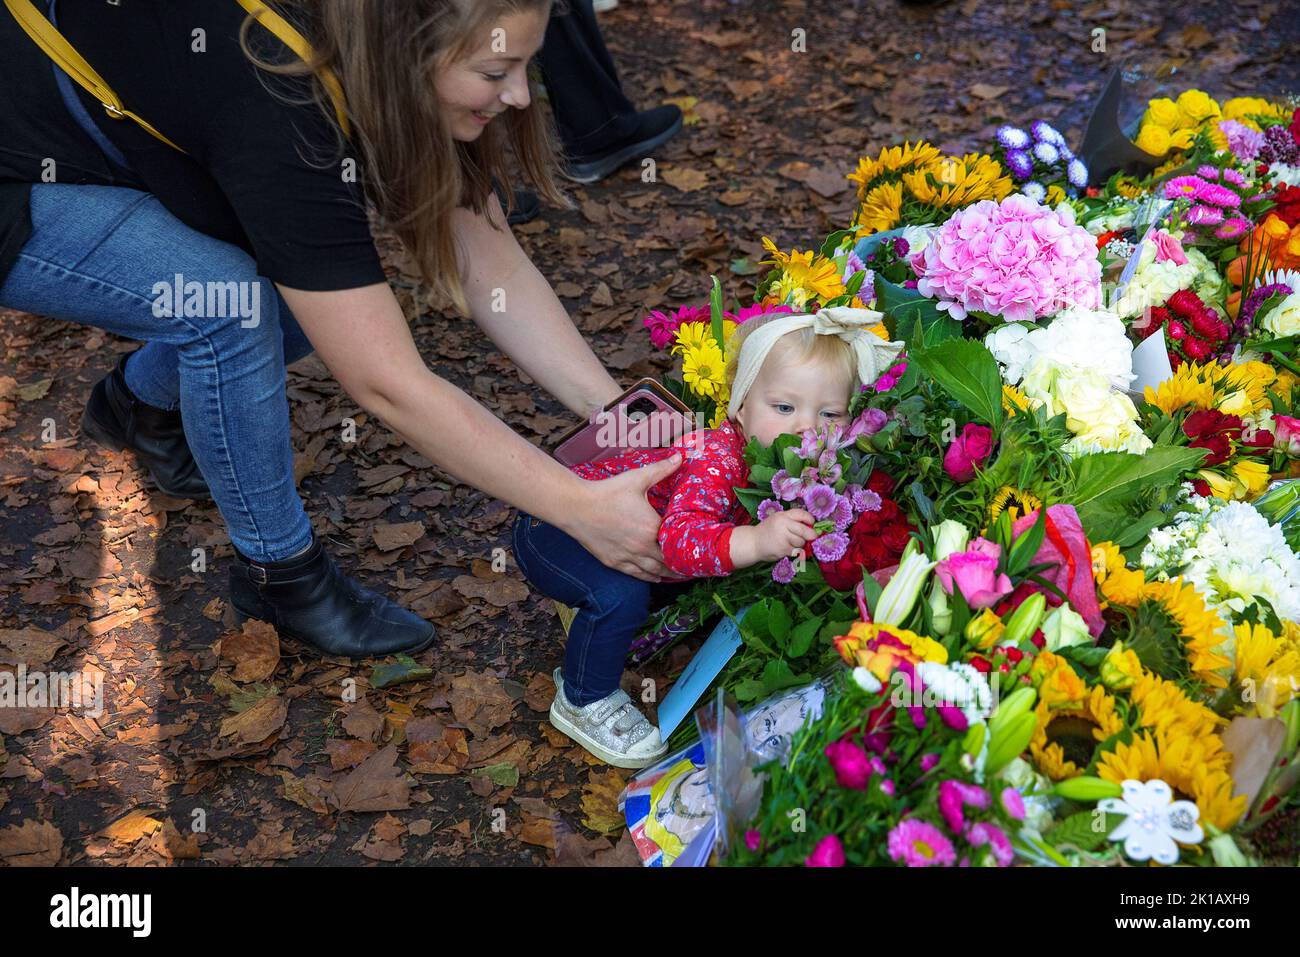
[1099,779,1203,864]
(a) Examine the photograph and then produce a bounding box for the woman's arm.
[452,194,623,420]
[277,281,683,582]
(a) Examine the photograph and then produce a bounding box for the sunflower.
[902,153,1014,209]
[1097,730,1247,830]
[853,180,905,235]
[1136,579,1232,688]
[1091,541,1148,608]
[987,486,1042,525]
[1144,364,1216,416]
[1129,670,1226,740]
[1232,621,1300,718]
[1029,685,1125,781]
[1002,385,1034,417]
[847,140,943,196]
[681,341,726,399]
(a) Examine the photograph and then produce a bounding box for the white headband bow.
[726,306,906,418]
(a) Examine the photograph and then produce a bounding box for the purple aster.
[1005,149,1034,180]
[756,498,784,521]
[1196,164,1221,180]
[1195,181,1242,207]
[1222,167,1248,187]
[772,557,796,584]
[891,236,910,258]
[1030,120,1064,145]
[1021,182,1046,204]
[852,486,883,512]
[771,469,802,502]
[802,483,838,520]
[996,125,1030,150]
[1032,141,1060,165]
[1186,203,1225,226]
[830,494,854,531]
[812,531,849,562]
[1067,158,1089,189]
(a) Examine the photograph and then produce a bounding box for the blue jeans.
[511,510,690,705]
[0,184,315,562]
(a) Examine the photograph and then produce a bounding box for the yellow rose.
[1144,98,1181,130]
[1135,123,1172,156]
[1176,89,1221,127]
[1198,468,1241,501]
[1170,127,1197,150]
[1218,389,1255,418]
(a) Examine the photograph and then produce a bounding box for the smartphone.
[553,377,697,467]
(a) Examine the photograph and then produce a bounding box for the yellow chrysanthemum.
[853,180,905,235]
[760,237,844,304]
[1030,685,1125,781]
[1233,621,1300,718]
[671,320,711,357]
[1097,730,1247,831]
[681,341,726,399]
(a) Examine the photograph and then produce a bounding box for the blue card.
[655,605,749,740]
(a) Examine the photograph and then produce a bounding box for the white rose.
[1263,291,1300,338]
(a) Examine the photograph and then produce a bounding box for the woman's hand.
[559,454,686,583]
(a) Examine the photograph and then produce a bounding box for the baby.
[510,306,903,768]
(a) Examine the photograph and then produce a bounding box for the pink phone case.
[553,379,696,467]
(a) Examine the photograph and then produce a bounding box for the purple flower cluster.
[1219,119,1265,163]
[1259,124,1300,167]
[995,121,1088,198]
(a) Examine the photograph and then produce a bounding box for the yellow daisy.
[681,341,726,399]
[671,321,711,357]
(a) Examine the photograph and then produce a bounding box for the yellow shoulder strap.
[3,0,350,155]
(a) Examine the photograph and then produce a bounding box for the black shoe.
[494,181,541,226]
[80,353,212,500]
[563,104,684,184]
[229,533,436,659]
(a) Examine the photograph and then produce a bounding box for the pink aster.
[812,530,849,562]
[802,483,838,520]
[1186,203,1226,226]
[1195,181,1242,208]
[887,819,957,867]
[967,821,1014,867]
[1164,175,1206,199]
[1214,217,1252,241]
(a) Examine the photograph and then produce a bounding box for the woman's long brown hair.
[240,0,571,315]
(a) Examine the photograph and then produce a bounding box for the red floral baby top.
[568,419,752,577]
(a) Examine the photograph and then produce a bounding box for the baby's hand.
[753,508,819,564]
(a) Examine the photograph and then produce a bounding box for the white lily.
[875,539,937,627]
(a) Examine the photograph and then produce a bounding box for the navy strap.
[47,0,135,172]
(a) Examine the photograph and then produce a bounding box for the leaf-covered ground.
[1,0,1296,866]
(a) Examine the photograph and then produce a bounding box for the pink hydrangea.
[909,194,1102,322]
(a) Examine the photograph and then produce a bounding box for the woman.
[0,0,684,658]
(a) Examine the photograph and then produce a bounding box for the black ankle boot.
[229,534,436,659]
[81,353,212,500]
[562,104,684,184]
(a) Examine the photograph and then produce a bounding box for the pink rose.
[805,833,846,867]
[824,740,875,790]
[935,538,1013,609]
[1152,230,1188,265]
[1274,415,1300,456]
[943,423,994,482]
